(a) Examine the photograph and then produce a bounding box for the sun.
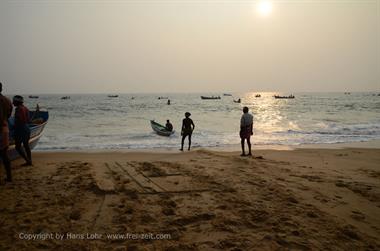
[257,1,273,17]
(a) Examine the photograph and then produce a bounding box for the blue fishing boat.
[7,111,49,160]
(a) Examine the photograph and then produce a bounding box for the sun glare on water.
[256,1,273,17]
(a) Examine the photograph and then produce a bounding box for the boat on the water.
[108,95,119,98]
[255,94,261,98]
[7,110,49,160]
[61,96,70,100]
[29,95,39,99]
[223,93,232,96]
[233,98,241,103]
[274,95,295,99]
[200,96,221,100]
[158,97,168,100]
[150,120,174,136]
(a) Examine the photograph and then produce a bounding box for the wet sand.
[0,148,379,250]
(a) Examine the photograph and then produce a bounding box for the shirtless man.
[0,82,13,182]
[180,112,195,151]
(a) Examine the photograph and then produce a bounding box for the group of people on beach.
[165,107,253,156]
[0,83,32,183]
[0,82,255,182]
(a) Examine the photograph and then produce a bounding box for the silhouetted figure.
[240,106,253,156]
[0,82,13,182]
[13,95,32,166]
[167,99,171,105]
[180,112,195,151]
[166,120,173,132]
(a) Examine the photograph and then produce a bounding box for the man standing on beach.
[180,112,195,151]
[0,82,13,182]
[240,106,253,157]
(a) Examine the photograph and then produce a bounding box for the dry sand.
[0,148,379,250]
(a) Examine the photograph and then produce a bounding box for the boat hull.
[200,96,221,100]
[5,111,49,161]
[150,120,175,136]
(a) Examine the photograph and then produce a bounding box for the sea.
[8,92,380,151]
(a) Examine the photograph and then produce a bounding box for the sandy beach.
[0,147,379,251]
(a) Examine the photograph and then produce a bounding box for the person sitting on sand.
[240,106,253,157]
[166,120,173,132]
[13,95,32,166]
[0,82,13,182]
[180,112,195,151]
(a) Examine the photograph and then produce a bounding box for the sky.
[0,0,379,94]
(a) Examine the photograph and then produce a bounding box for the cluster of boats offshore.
[200,93,295,102]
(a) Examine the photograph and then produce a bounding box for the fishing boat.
[61,96,70,100]
[233,98,241,103]
[200,96,221,100]
[28,95,39,99]
[255,94,261,98]
[108,95,119,98]
[7,110,49,160]
[150,120,175,136]
[223,93,232,96]
[158,97,168,100]
[274,95,295,99]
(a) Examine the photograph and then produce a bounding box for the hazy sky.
[0,0,379,94]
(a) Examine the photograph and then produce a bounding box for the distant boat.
[150,120,175,136]
[344,92,351,95]
[29,95,39,99]
[255,94,261,98]
[158,97,168,100]
[223,93,232,96]
[200,96,221,100]
[274,95,295,99]
[61,96,70,100]
[108,95,119,98]
[233,98,241,103]
[8,110,49,160]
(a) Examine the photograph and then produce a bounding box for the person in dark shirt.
[180,112,195,151]
[166,120,173,132]
[0,82,13,182]
[13,95,32,166]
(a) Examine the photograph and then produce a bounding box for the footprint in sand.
[350,211,366,221]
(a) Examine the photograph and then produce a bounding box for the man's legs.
[188,134,192,150]
[241,138,245,156]
[15,140,28,163]
[180,135,186,151]
[247,137,252,156]
[1,148,11,182]
[23,137,32,165]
